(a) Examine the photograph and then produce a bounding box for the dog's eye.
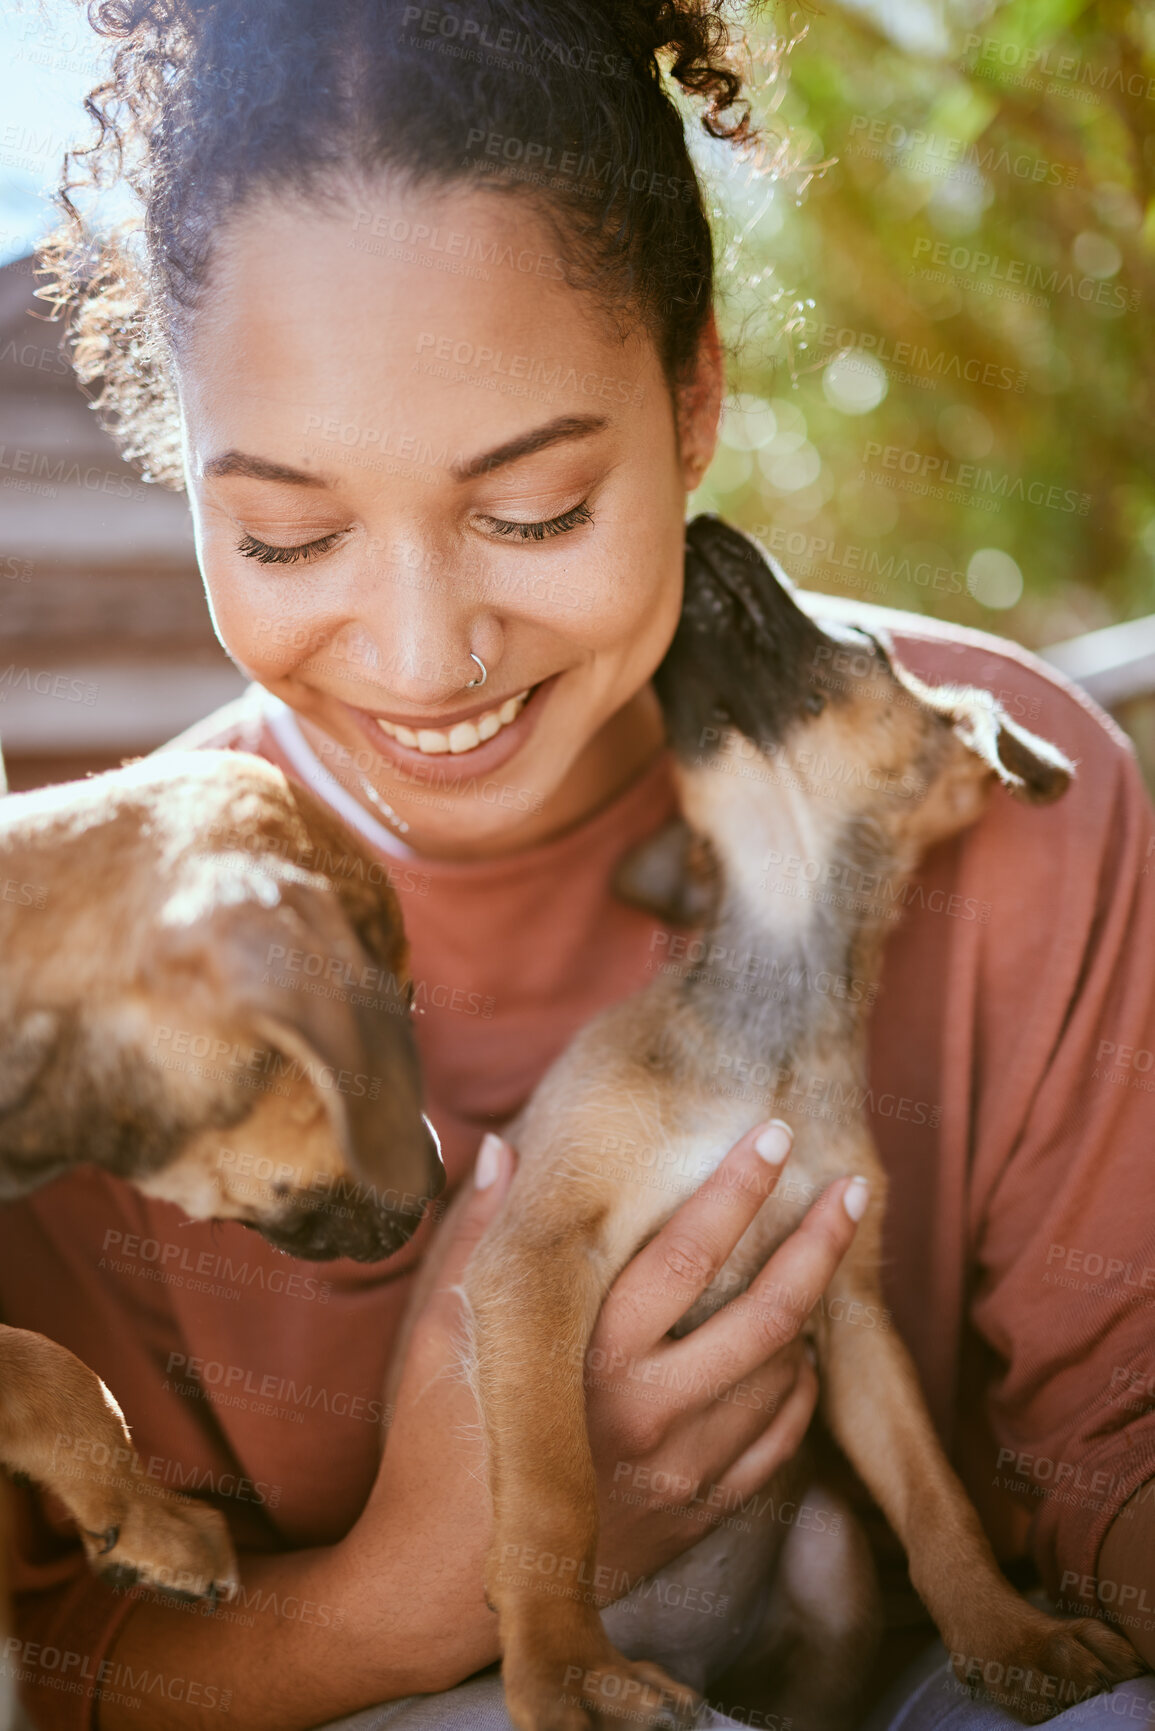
[805,691,826,715]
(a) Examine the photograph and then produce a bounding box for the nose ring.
[464,654,487,689]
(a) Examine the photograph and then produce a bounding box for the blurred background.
[2,0,1154,791]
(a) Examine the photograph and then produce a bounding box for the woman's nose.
[308,540,499,707]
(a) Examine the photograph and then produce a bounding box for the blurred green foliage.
[689,0,1155,655]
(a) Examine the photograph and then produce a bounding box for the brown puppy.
[463,519,1142,1731]
[0,752,442,1654]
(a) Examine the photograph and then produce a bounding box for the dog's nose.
[255,1203,423,1263]
[250,1115,445,1263]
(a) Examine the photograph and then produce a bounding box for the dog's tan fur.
[463,522,1142,1731]
[0,751,441,1704]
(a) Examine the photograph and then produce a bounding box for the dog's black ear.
[613,818,719,926]
[151,874,438,1201]
[949,693,1074,804]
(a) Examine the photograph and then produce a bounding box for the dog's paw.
[505,1648,699,1731]
[951,1609,1144,1724]
[85,1494,238,1602]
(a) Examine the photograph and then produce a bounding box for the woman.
[3,2,1155,1729]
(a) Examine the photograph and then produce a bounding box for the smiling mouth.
[374,688,533,756]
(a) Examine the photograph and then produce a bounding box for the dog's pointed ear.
[613,818,719,926]
[151,873,435,1199]
[870,632,1075,808]
[948,692,1074,805]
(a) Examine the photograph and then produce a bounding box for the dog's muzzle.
[245,1115,445,1263]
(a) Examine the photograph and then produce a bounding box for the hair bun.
[604,0,750,139]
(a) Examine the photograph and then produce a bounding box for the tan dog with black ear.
[463,518,1142,1731]
[0,752,442,1658]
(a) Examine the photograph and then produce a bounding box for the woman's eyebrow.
[201,413,609,488]
[452,413,608,481]
[202,451,328,486]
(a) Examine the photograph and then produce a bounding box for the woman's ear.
[677,310,725,493]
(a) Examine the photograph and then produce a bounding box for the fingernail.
[754,1120,793,1165]
[475,1133,504,1190]
[843,1176,870,1222]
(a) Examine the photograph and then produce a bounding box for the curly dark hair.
[41,0,763,486]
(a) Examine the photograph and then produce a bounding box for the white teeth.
[448,722,479,754]
[375,688,531,755]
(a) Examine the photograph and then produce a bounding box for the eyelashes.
[235,530,347,565]
[483,501,593,541]
[234,501,593,565]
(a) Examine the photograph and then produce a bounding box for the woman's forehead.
[175,182,660,464]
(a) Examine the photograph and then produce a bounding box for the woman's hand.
[586,1120,867,1582]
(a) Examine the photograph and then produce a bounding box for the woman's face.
[175,179,722,857]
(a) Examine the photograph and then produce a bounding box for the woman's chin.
[384,776,558,857]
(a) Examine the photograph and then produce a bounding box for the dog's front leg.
[465,1210,700,1731]
[818,1231,1142,1721]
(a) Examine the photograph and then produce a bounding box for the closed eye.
[480,501,593,542]
[236,530,348,565]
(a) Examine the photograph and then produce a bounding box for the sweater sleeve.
[961,671,1155,1614]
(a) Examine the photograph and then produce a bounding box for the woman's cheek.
[200,559,318,683]
[510,544,672,653]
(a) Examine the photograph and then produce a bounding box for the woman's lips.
[337,674,558,782]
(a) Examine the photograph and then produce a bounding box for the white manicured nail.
[475,1133,504,1190]
[754,1121,793,1165]
[843,1177,870,1222]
